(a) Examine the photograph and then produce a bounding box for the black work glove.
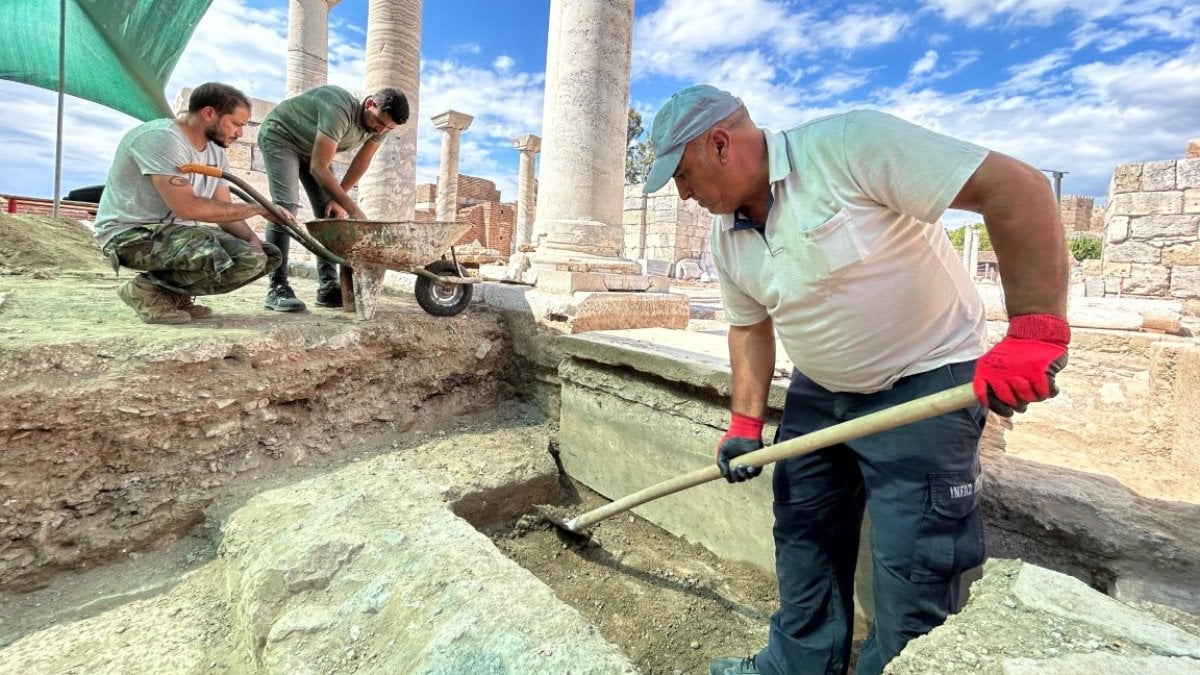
[716,413,764,483]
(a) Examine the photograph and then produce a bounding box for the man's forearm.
[728,318,776,419]
[311,165,359,213]
[175,196,266,224]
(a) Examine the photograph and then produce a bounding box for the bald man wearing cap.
[645,85,1068,675]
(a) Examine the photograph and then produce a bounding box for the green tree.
[626,108,655,185]
[1069,234,1102,261]
[946,223,992,251]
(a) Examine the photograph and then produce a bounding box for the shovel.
[538,382,978,541]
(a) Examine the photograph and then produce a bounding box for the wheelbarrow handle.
[178,163,349,267]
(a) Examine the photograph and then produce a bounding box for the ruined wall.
[621,183,712,275]
[1101,150,1200,315]
[1060,195,1098,234]
[455,201,515,251]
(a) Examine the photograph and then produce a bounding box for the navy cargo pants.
[756,361,986,675]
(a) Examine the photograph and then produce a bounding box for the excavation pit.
[3,215,1200,673]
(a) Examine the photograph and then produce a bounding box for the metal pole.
[52,0,66,219]
[1039,169,1067,203]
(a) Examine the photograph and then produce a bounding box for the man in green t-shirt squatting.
[258,85,409,312]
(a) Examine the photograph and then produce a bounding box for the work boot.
[264,284,306,312]
[116,276,190,325]
[315,283,343,308]
[174,294,213,319]
[709,656,762,675]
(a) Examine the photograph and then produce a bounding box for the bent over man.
[94,82,286,325]
[644,85,1069,675]
[258,84,409,312]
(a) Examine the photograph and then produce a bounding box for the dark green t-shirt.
[259,85,383,156]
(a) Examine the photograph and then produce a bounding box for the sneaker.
[117,277,191,325]
[315,283,343,308]
[174,295,213,319]
[709,656,762,675]
[264,284,306,312]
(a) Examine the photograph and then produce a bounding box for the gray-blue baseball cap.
[643,84,744,194]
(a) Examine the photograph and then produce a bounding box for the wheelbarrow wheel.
[414,260,473,317]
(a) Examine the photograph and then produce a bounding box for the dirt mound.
[0,214,109,274]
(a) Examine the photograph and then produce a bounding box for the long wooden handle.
[179,162,223,178]
[565,382,978,532]
[178,163,349,267]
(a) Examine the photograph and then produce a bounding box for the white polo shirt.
[712,110,989,393]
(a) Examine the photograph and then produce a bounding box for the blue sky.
[2,0,1198,227]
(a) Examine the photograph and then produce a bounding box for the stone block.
[1111,162,1143,194]
[1106,215,1130,244]
[1128,214,1200,243]
[1186,189,1200,215]
[565,292,690,333]
[250,145,265,173]
[1140,160,1177,191]
[1163,244,1200,267]
[1108,191,1183,217]
[1105,241,1161,264]
[1124,264,1171,295]
[535,269,670,294]
[1084,277,1105,297]
[1178,158,1200,189]
[1170,266,1200,299]
[249,97,276,124]
[225,141,252,172]
[240,122,259,145]
[1103,262,1132,276]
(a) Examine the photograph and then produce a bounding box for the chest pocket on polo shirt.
[805,208,868,273]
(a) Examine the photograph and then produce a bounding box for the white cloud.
[910,50,939,77]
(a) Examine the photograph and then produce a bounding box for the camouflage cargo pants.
[103,223,282,296]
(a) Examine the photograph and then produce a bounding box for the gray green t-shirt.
[93,118,229,248]
[258,85,383,156]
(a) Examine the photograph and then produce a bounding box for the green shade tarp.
[0,0,213,121]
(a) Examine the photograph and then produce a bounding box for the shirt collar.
[723,129,792,232]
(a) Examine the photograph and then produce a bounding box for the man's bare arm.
[728,317,777,419]
[950,151,1068,318]
[309,133,367,219]
[209,183,264,251]
[151,174,272,224]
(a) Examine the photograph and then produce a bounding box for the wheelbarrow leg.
[351,264,387,320]
[339,264,355,315]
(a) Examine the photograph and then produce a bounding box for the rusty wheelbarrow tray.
[181,163,478,320]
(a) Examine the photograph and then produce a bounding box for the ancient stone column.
[511,134,540,251]
[285,0,340,97]
[531,0,639,274]
[962,226,974,271]
[359,0,420,222]
[431,110,473,222]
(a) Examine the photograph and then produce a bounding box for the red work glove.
[716,413,764,483]
[974,313,1070,417]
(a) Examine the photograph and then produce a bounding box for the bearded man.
[94,82,292,324]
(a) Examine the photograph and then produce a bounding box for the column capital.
[431,110,474,132]
[512,134,542,153]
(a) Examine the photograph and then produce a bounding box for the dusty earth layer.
[0,215,520,591]
[488,482,870,675]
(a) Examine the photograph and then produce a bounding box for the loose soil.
[487,480,870,675]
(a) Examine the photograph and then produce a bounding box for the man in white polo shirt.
[644,85,1068,675]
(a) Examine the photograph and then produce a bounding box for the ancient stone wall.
[1101,151,1200,315]
[621,183,713,275]
[1060,195,1097,234]
[455,201,515,251]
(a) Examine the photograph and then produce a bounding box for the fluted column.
[285,0,340,97]
[511,134,540,252]
[531,0,638,273]
[431,110,473,222]
[359,0,421,221]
